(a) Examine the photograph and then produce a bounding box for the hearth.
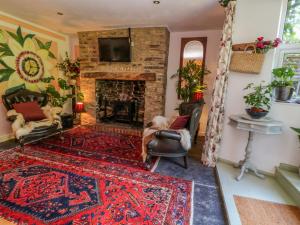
[96,80,145,127]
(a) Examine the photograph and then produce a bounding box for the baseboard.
[218,157,274,177]
[0,133,14,143]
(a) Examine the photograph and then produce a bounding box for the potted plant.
[243,82,273,119]
[57,52,80,86]
[172,60,210,114]
[41,76,73,107]
[271,67,295,101]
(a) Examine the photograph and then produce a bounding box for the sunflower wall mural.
[0,26,58,95]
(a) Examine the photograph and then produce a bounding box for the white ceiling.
[0,0,225,34]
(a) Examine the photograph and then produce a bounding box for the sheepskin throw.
[7,105,62,139]
[142,116,191,162]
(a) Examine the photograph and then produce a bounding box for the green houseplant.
[173,60,210,103]
[41,76,73,107]
[271,67,295,101]
[243,82,273,119]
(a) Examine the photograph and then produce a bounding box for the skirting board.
[218,157,274,177]
[0,133,14,143]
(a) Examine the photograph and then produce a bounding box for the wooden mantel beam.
[81,72,156,81]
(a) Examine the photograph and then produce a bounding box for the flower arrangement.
[255,37,282,54]
[57,52,80,79]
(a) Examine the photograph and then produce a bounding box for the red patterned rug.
[0,149,193,225]
[28,126,157,171]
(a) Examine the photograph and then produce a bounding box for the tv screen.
[98,38,131,62]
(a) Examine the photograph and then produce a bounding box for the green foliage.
[6,26,35,47]
[41,77,73,107]
[41,76,55,83]
[243,82,273,110]
[35,38,56,59]
[0,43,14,57]
[57,52,80,78]
[0,58,15,82]
[173,60,210,103]
[291,127,300,135]
[283,0,300,43]
[271,67,296,87]
[77,91,84,102]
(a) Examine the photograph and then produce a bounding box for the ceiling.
[0,0,225,34]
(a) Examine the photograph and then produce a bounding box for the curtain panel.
[202,1,236,167]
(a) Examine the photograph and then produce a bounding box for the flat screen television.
[98,37,131,62]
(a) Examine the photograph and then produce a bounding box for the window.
[277,0,300,101]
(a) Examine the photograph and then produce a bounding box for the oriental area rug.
[28,126,158,171]
[0,149,193,225]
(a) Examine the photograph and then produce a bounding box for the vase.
[274,86,294,102]
[192,91,204,102]
[246,108,268,119]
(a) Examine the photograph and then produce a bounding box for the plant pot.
[246,108,269,119]
[192,91,204,103]
[274,86,294,101]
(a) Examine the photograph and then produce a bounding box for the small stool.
[60,114,74,129]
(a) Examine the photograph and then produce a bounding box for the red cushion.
[13,101,46,122]
[170,115,190,130]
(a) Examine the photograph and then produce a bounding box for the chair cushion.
[169,115,190,130]
[13,101,46,122]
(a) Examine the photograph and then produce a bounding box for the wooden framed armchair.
[2,88,62,147]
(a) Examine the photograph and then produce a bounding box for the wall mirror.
[178,37,207,97]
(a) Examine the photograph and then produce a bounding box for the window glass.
[283,0,300,44]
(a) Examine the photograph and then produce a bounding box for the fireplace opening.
[96,80,145,127]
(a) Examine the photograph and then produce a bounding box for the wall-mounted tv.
[98,37,131,62]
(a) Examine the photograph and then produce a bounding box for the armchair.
[146,106,203,169]
[2,88,62,147]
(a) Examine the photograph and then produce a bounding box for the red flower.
[257,36,264,41]
[256,42,265,49]
[263,41,271,45]
[274,38,282,43]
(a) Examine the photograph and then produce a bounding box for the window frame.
[274,0,300,101]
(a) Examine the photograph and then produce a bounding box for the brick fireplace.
[78,27,170,127]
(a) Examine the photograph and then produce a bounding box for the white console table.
[229,115,283,181]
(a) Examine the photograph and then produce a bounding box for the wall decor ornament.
[230,37,281,74]
[0,26,56,93]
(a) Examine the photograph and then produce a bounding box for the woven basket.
[229,45,265,74]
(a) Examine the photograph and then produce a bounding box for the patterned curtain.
[202,1,236,167]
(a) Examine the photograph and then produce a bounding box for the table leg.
[235,131,265,181]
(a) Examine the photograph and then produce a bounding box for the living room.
[0,0,299,225]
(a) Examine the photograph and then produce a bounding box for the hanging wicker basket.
[229,44,265,74]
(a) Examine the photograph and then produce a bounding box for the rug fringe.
[150,157,160,172]
[190,180,195,225]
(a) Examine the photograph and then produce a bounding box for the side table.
[229,114,283,181]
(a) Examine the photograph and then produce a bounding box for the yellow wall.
[0,11,70,139]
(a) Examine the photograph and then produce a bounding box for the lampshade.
[75,102,85,113]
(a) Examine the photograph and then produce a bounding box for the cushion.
[13,101,46,122]
[169,115,190,130]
